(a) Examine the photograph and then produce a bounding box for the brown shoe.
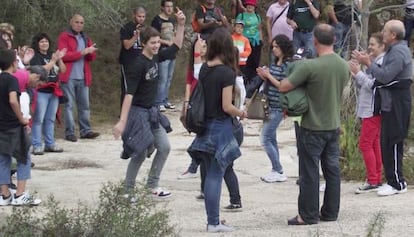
[80,131,100,139]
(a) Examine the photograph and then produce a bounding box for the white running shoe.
[11,192,42,206]
[207,220,234,233]
[0,194,12,206]
[150,187,172,199]
[377,183,407,196]
[159,105,167,112]
[260,171,287,183]
[177,171,198,180]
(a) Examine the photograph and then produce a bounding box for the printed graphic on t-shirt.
[145,64,158,81]
[296,7,310,13]
[160,22,174,41]
[43,58,59,80]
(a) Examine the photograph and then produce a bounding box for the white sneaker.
[150,187,172,199]
[164,103,176,109]
[177,171,198,180]
[260,171,287,183]
[207,220,234,233]
[11,192,42,206]
[159,105,166,112]
[0,194,12,206]
[377,183,407,196]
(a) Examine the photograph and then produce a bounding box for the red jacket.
[57,30,96,86]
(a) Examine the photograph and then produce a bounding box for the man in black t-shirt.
[113,8,186,200]
[287,0,320,58]
[195,0,228,39]
[151,0,177,111]
[118,6,146,109]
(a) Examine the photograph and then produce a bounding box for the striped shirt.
[267,62,289,109]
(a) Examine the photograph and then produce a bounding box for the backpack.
[191,5,223,33]
[191,5,207,33]
[279,61,308,116]
[185,73,206,134]
[238,11,261,24]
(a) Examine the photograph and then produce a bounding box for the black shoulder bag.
[271,4,289,29]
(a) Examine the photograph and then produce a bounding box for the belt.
[296,28,312,33]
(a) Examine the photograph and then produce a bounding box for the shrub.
[0,182,179,237]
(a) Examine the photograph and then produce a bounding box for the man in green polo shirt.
[271,23,349,225]
[287,0,320,58]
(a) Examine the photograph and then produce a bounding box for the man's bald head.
[70,14,85,34]
[385,20,405,40]
[314,23,335,46]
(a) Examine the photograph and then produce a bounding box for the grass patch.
[0,182,179,237]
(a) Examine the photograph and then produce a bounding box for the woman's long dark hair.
[188,38,198,72]
[272,34,294,65]
[31,32,52,54]
[206,27,236,72]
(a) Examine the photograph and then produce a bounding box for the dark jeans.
[244,43,262,82]
[404,8,414,46]
[187,158,200,174]
[298,127,341,224]
[381,112,406,190]
[199,154,241,205]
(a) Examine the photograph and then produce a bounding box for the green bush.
[340,118,365,181]
[0,182,179,237]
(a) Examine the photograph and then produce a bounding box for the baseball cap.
[244,0,258,7]
[234,20,245,26]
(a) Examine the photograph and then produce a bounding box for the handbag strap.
[271,4,289,29]
[263,81,270,95]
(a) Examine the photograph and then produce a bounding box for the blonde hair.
[0,22,15,35]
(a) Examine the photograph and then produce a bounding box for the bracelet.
[194,52,201,57]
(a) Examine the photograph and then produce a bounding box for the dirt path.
[2,109,413,237]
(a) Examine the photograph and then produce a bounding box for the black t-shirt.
[195,5,224,37]
[119,21,143,65]
[126,44,179,108]
[199,64,235,120]
[334,2,356,26]
[30,52,59,93]
[151,15,176,52]
[0,72,20,130]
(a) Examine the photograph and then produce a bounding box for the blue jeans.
[199,157,241,204]
[61,79,92,137]
[261,108,284,173]
[156,59,176,106]
[293,31,316,58]
[32,92,59,149]
[0,152,31,184]
[297,127,341,224]
[333,22,349,57]
[124,125,170,190]
[202,153,227,225]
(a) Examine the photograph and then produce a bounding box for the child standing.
[0,49,41,206]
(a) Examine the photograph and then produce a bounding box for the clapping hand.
[256,66,270,80]
[351,50,371,66]
[22,47,34,65]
